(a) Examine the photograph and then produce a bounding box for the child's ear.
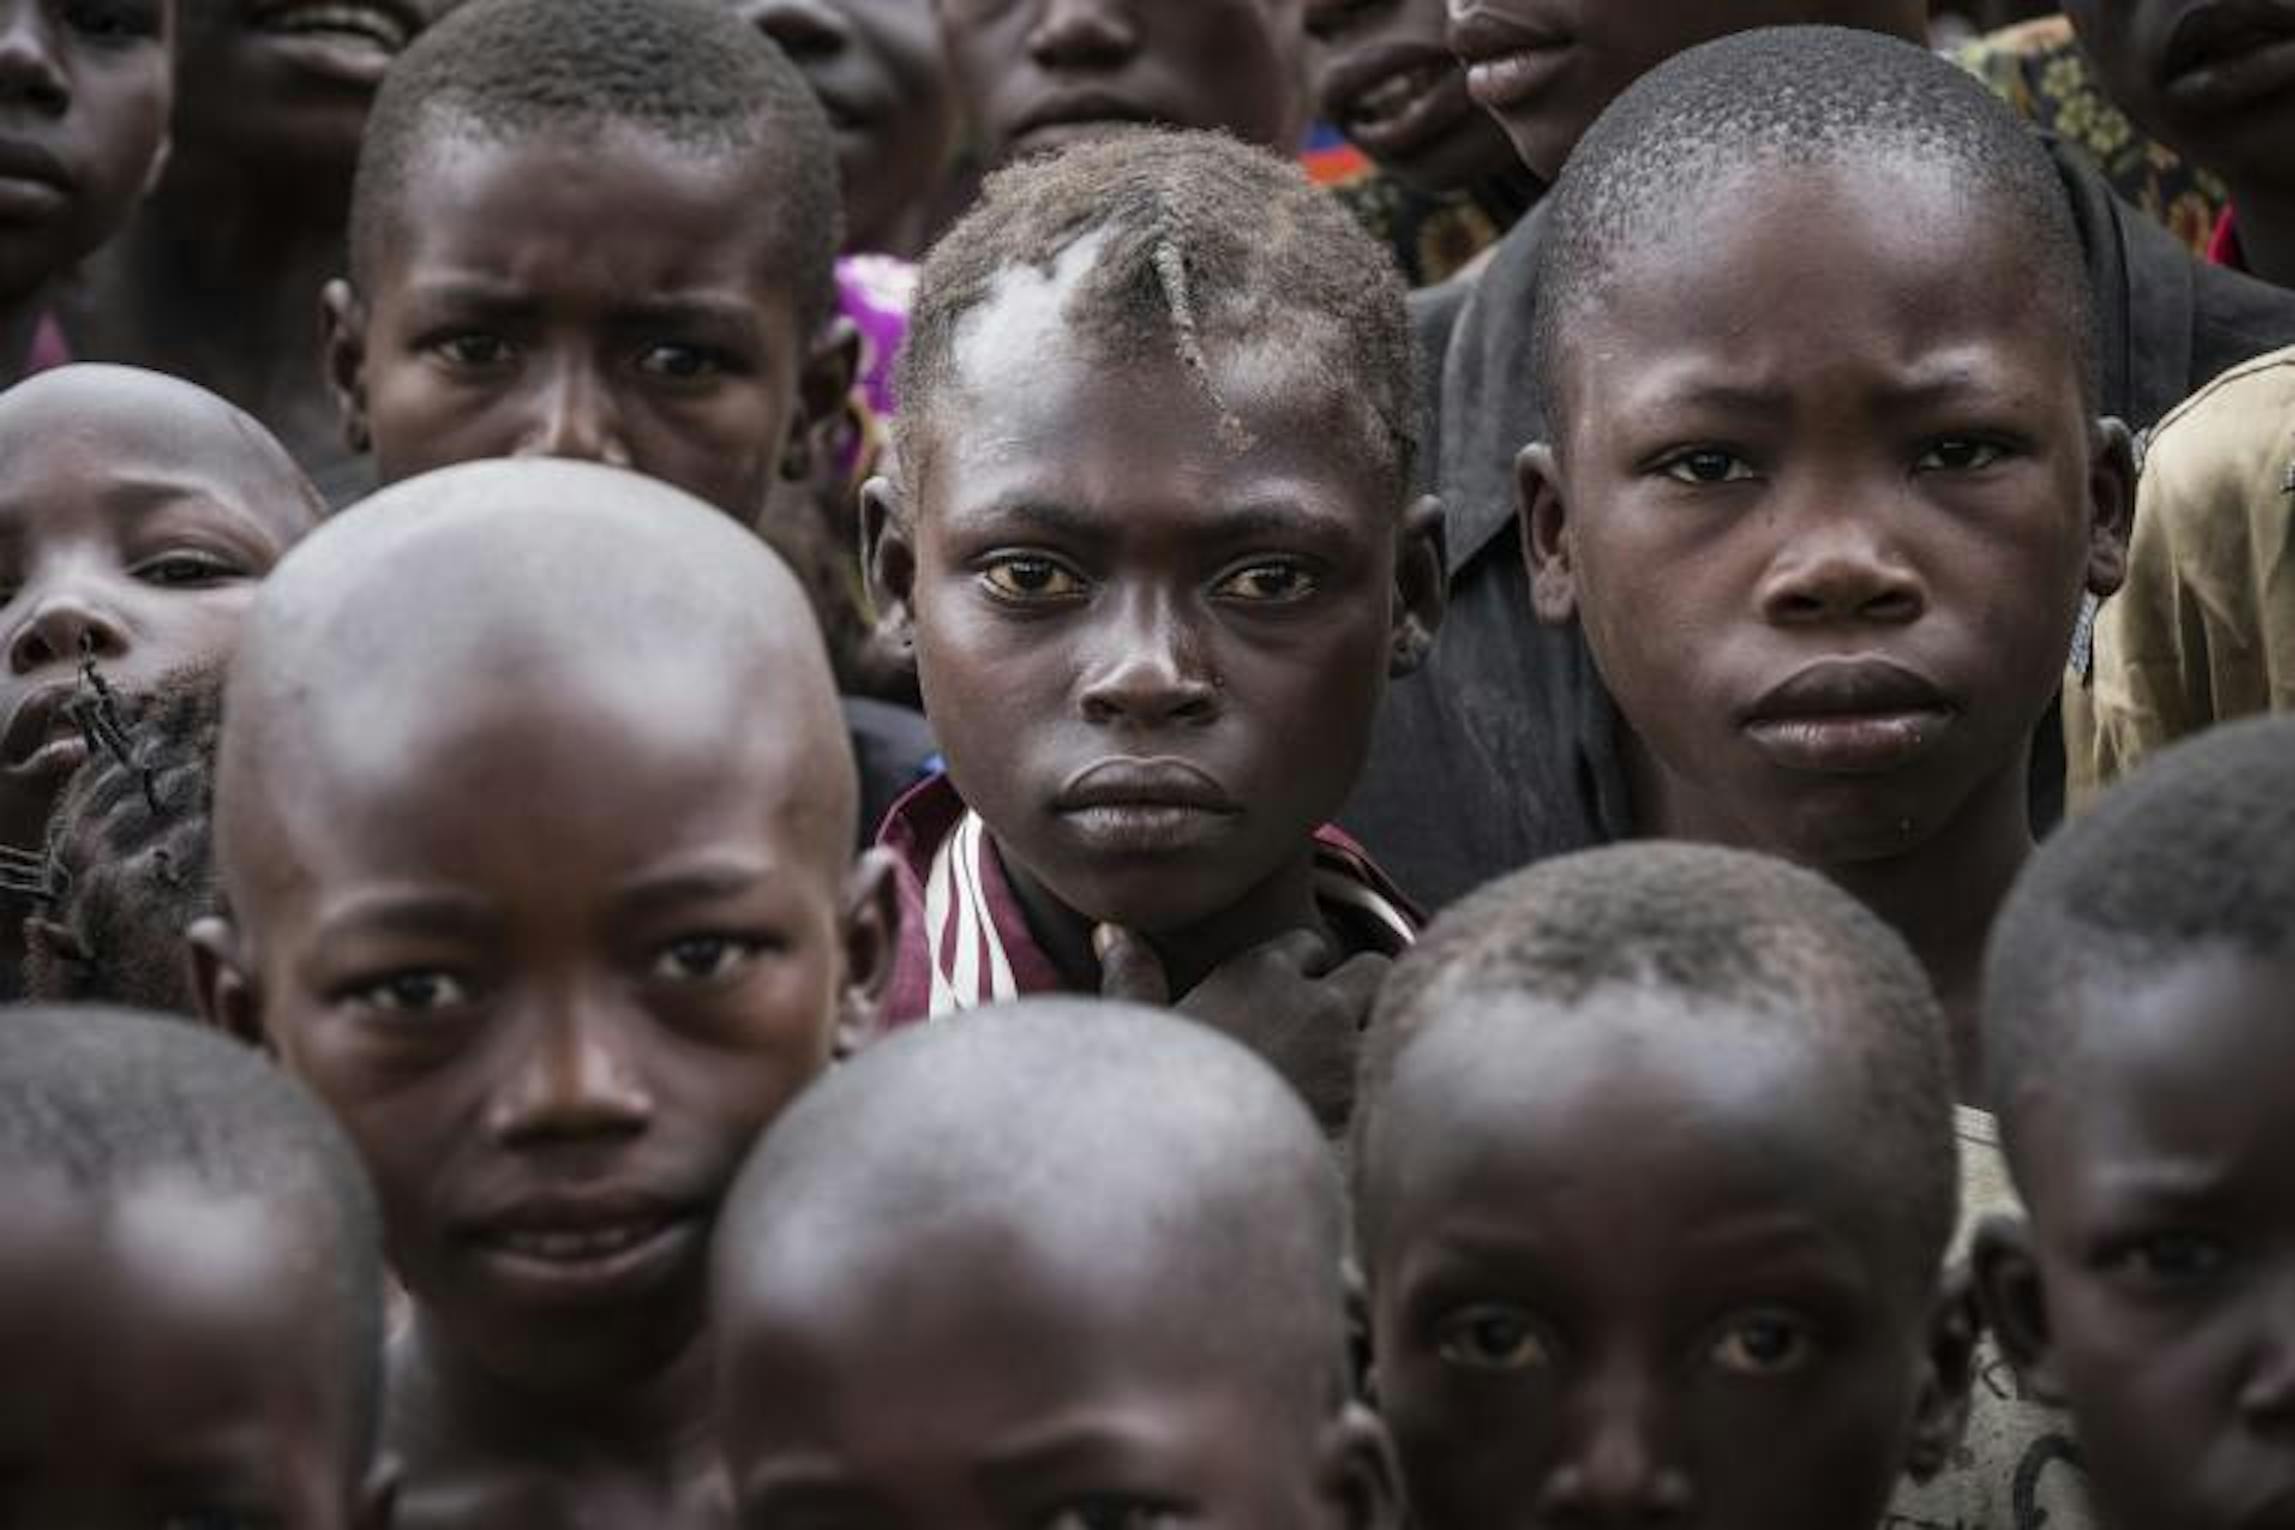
[832,848,899,1058]
[2084,417,2137,601]
[1973,1213,2067,1405]
[321,279,373,455]
[785,317,862,483]
[860,475,919,663]
[186,914,266,1050]
[20,916,88,999]
[1389,494,1447,678]
[1317,1400,1405,1530]
[1903,1265,1982,1483]
[1516,442,1577,625]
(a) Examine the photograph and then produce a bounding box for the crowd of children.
[1,1,2293,1529]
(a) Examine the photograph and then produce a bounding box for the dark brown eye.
[980,555,1083,601]
[1434,1304,1550,1370]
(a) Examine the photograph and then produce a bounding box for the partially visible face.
[1529,160,2125,868]
[2060,0,2295,192]
[719,1204,1362,1528]
[0,1173,379,1530]
[0,0,170,303]
[0,393,312,849]
[171,0,456,181]
[225,642,859,1391]
[2009,950,2295,1530]
[333,126,833,527]
[1366,996,1946,1530]
[1306,0,1519,194]
[936,0,1304,167]
[879,255,1417,938]
[733,0,954,254]
[1440,0,1893,181]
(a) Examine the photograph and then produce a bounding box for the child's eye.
[1916,437,2010,472]
[134,551,244,588]
[1433,1303,1551,1371]
[1040,1499,1182,1530]
[2106,1232,2231,1288]
[63,0,160,41]
[651,934,765,983]
[979,555,1085,602]
[350,970,471,1014]
[636,343,728,382]
[433,332,514,370]
[1658,447,1757,485]
[1708,1313,1816,1377]
[1211,560,1317,604]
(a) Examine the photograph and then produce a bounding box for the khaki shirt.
[2067,346,2295,806]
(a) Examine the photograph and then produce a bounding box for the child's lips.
[0,684,82,775]
[2160,0,2295,113]
[1053,757,1241,853]
[462,1192,702,1301]
[1739,657,1957,777]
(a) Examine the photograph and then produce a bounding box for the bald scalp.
[214,460,856,909]
[717,999,1354,1411]
[0,364,325,532]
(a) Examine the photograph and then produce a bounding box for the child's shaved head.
[0,366,325,523]
[714,999,1399,1527]
[1984,714,2295,1119]
[213,458,857,922]
[1532,27,2098,426]
[0,1005,387,1527]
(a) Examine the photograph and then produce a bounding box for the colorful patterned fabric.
[880,772,1419,1022]
[830,253,915,487]
[1306,120,1526,288]
[1957,17,2229,257]
[2212,206,2248,272]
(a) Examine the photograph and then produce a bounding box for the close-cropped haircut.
[718,998,1357,1415]
[1984,715,2295,1119]
[895,129,1419,497]
[348,0,842,329]
[0,1005,387,1468]
[1531,26,2098,429]
[1357,843,1958,1274]
[22,664,223,1016]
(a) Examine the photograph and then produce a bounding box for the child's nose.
[0,1,67,118]
[747,0,853,60]
[488,1005,656,1148]
[1026,0,1140,68]
[1076,596,1218,727]
[8,587,129,676]
[1538,1373,1696,1525]
[1755,512,1927,629]
[515,365,635,474]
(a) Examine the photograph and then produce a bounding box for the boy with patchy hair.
[863,130,1444,1124]
[0,1003,391,1529]
[1978,715,2295,1530]
[1518,30,2132,1059]
[193,459,896,1530]
[1347,1,2295,912]
[712,997,1403,1528]
[1355,842,1982,1530]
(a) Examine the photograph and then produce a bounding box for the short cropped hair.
[1984,715,2295,1116]
[1358,842,1959,1273]
[719,997,1356,1415]
[1531,26,2097,427]
[0,1006,386,1464]
[895,129,1418,497]
[349,0,842,329]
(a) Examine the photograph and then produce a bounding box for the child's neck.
[998,836,1327,998]
[72,153,353,476]
[1632,742,2033,1105]
[388,1307,724,1529]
